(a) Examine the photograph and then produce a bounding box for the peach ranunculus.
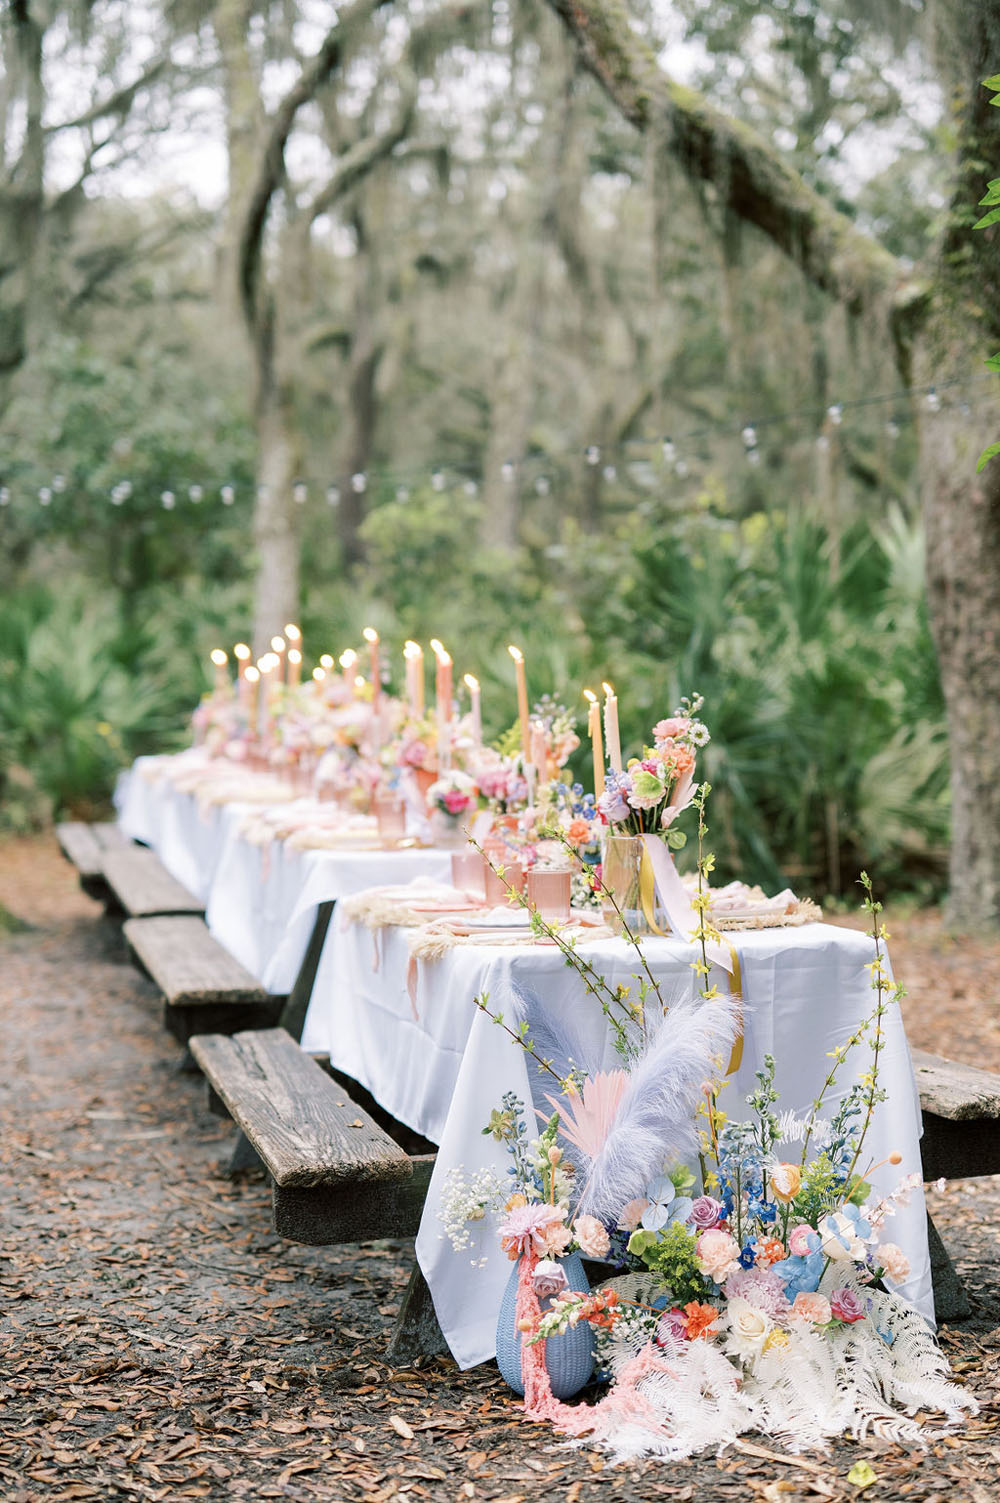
[791,1291,832,1325]
[769,1163,802,1203]
[573,1214,611,1259]
[566,817,592,846]
[696,1228,742,1282]
[877,1243,911,1284]
[787,1223,817,1257]
[618,1198,650,1232]
[652,717,691,741]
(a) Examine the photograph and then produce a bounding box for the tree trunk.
[253,381,302,653]
[339,208,383,568]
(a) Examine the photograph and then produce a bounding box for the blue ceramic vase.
[495,1251,595,1399]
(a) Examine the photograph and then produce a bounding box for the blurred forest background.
[0,0,994,903]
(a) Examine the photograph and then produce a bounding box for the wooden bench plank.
[189,1029,412,1190]
[102,846,204,918]
[912,1049,1000,1122]
[273,1155,435,1244]
[57,821,133,900]
[123,916,269,1007]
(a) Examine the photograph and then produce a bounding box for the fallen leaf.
[389,1415,415,1441]
[847,1461,878,1490]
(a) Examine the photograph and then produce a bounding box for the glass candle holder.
[485,859,525,906]
[526,867,572,923]
[374,791,407,845]
[451,848,486,899]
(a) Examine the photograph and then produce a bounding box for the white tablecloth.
[115,758,455,988]
[300,918,931,1368]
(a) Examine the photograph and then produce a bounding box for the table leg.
[279,900,335,1041]
[386,1263,449,1366]
[927,1210,971,1322]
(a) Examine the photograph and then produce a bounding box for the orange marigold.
[682,1301,720,1341]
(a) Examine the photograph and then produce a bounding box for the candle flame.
[429,637,446,658]
[245,666,260,683]
[464,673,480,691]
[312,666,326,682]
[288,649,302,665]
[507,644,524,664]
[354,674,366,689]
[319,654,334,669]
[339,649,358,669]
[233,643,251,661]
[403,640,422,659]
[284,623,301,642]
[257,654,277,673]
[210,649,228,666]
[271,636,286,653]
[602,681,615,696]
[362,626,379,644]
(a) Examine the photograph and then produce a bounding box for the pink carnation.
[877,1243,910,1284]
[618,1198,648,1232]
[696,1228,741,1282]
[573,1214,611,1259]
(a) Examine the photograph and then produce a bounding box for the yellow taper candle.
[584,689,605,798]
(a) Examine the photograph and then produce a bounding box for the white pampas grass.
[575,993,740,1222]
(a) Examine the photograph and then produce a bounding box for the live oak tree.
[542,0,1000,928]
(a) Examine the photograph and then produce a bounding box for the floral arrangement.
[530,695,581,780]
[469,749,529,814]
[426,769,479,821]
[597,695,709,836]
[443,792,976,1460]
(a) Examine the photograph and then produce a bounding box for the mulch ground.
[1,834,998,1503]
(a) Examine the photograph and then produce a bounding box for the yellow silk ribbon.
[639,844,744,1075]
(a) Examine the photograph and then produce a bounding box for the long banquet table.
[116,753,933,1371]
[301,912,933,1368]
[115,753,454,987]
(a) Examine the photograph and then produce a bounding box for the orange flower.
[566,817,591,845]
[753,1237,786,1269]
[504,1192,527,1213]
[682,1301,720,1341]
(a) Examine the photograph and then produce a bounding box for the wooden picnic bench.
[913,1048,1000,1321]
[56,820,132,904]
[190,1027,446,1363]
[124,915,285,1046]
[101,844,205,919]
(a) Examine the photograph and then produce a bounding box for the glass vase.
[600,833,666,937]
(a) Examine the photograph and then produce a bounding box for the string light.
[0,378,984,522]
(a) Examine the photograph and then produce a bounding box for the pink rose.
[788,1223,817,1258]
[443,790,469,814]
[791,1291,831,1325]
[877,1243,910,1284]
[532,1259,569,1299]
[696,1228,741,1282]
[573,1214,611,1260]
[688,1195,723,1230]
[829,1288,866,1324]
[656,1308,690,1346]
